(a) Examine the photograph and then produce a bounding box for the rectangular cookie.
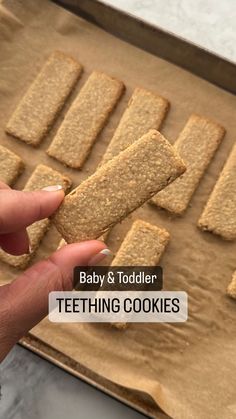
[6,51,82,146]
[109,219,169,329]
[227,271,236,299]
[111,219,170,266]
[101,87,169,165]
[0,145,24,185]
[198,143,236,240]
[47,71,124,169]
[151,114,225,215]
[0,164,72,269]
[52,129,186,243]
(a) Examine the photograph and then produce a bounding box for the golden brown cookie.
[101,87,169,165]
[6,51,82,145]
[52,129,185,243]
[151,114,225,215]
[0,145,24,185]
[198,142,236,240]
[47,71,124,168]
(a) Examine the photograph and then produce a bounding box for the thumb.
[0,240,110,361]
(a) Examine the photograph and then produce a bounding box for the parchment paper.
[0,1,236,418]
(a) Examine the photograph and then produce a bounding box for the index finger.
[0,187,64,234]
[0,180,10,190]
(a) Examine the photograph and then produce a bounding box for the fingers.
[0,229,30,255]
[0,240,109,361]
[0,181,10,190]
[0,187,64,234]
[0,184,30,254]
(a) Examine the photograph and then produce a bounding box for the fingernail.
[58,239,67,249]
[88,248,112,266]
[42,185,63,192]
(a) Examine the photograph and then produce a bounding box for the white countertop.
[103,0,236,62]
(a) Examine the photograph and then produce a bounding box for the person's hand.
[0,181,109,362]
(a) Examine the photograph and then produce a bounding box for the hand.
[0,181,108,361]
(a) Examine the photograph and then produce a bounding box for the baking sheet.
[0,0,236,418]
[56,0,236,94]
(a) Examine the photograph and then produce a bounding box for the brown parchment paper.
[0,1,236,417]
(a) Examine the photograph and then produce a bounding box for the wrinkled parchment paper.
[0,1,236,417]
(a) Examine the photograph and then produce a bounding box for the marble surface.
[1,1,235,419]
[103,0,236,62]
[1,346,145,419]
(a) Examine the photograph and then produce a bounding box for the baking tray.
[54,0,236,94]
[20,334,164,418]
[1,0,234,417]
